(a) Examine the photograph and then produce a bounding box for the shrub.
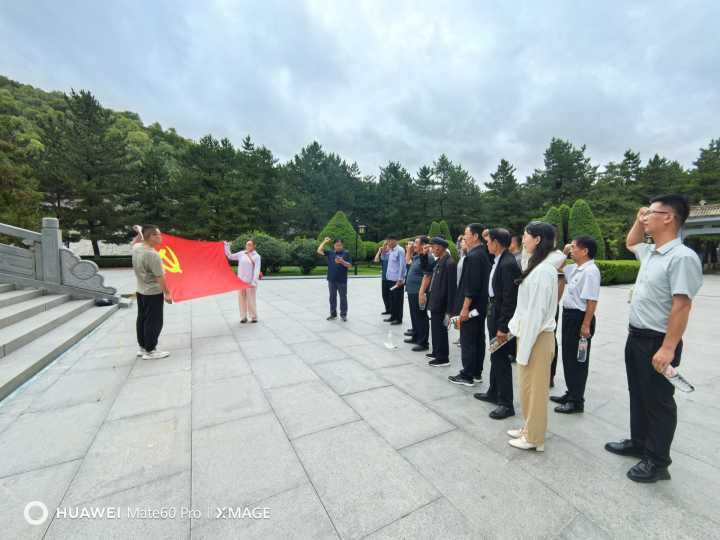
[317,211,366,261]
[289,237,321,275]
[80,255,133,268]
[568,199,606,259]
[363,240,379,261]
[542,206,565,247]
[595,260,640,285]
[231,230,288,273]
[427,221,458,260]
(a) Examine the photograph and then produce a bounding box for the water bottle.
[664,366,695,393]
[488,333,515,353]
[577,337,588,363]
[448,309,480,329]
[384,328,398,350]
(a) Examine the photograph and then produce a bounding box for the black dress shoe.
[381,311,391,315]
[404,330,414,336]
[604,439,645,458]
[489,405,515,420]
[390,321,402,325]
[403,337,416,343]
[383,317,396,322]
[554,402,584,414]
[549,394,568,404]
[425,352,436,358]
[473,392,497,404]
[412,344,429,352]
[627,459,671,483]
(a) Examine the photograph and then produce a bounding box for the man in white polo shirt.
[551,236,601,414]
[605,194,703,483]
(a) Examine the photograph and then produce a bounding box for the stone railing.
[0,218,118,303]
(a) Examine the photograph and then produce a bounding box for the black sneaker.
[428,358,450,367]
[412,344,429,352]
[327,315,337,321]
[403,337,416,344]
[404,329,414,336]
[448,374,474,386]
[473,375,483,383]
[425,352,436,359]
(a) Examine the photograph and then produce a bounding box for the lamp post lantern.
[355,222,366,276]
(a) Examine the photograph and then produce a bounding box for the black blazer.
[490,250,520,333]
[454,244,490,315]
[427,254,456,314]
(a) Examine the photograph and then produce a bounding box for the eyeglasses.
[642,210,672,217]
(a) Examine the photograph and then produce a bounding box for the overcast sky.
[2,0,718,183]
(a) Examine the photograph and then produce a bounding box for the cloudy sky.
[2,0,718,183]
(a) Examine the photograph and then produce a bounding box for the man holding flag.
[132,225,172,360]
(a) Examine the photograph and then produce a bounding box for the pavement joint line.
[357,495,445,540]
[288,418,365,443]
[225,318,344,540]
[333,383,394,398]
[39,344,137,540]
[103,403,190,425]
[190,409,274,433]
[0,457,82,483]
[394,427,460,453]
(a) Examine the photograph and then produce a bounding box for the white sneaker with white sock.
[142,350,170,360]
[136,348,147,357]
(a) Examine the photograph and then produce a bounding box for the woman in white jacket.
[507,222,559,451]
[225,239,261,323]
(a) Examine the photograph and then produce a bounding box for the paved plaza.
[0,272,719,539]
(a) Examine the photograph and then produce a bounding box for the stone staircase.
[0,281,118,401]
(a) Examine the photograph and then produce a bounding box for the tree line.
[1,74,718,258]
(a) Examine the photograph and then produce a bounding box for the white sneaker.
[136,348,147,357]
[142,350,170,360]
[507,428,524,438]
[508,436,544,452]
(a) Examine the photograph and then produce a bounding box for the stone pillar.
[41,217,62,284]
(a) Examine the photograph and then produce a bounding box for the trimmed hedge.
[317,211,366,261]
[81,255,133,268]
[289,238,321,275]
[542,206,565,246]
[595,260,640,285]
[231,230,289,273]
[569,199,606,259]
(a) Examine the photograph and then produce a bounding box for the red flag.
[154,233,250,302]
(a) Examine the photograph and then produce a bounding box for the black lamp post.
[354,221,366,276]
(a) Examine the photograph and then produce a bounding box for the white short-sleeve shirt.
[562,260,601,311]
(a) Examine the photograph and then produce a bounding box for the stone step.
[0,283,14,293]
[0,288,42,309]
[0,303,118,401]
[0,299,95,358]
[0,294,70,329]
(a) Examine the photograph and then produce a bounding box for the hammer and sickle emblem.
[158,246,183,273]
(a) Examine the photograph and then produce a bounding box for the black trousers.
[460,315,485,379]
[381,279,393,312]
[486,303,514,408]
[561,308,595,403]
[136,292,164,352]
[390,283,405,322]
[408,293,429,346]
[625,326,681,468]
[550,306,560,384]
[430,311,449,361]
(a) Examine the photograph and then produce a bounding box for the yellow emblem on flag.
[159,246,183,273]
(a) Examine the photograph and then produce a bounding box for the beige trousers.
[238,287,257,320]
[517,331,556,445]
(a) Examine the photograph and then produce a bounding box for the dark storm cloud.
[1,0,718,183]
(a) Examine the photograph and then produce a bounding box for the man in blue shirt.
[383,235,407,325]
[317,237,353,321]
[374,241,392,315]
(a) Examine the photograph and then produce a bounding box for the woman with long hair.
[506,222,559,451]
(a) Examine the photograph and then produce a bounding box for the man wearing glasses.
[605,194,703,483]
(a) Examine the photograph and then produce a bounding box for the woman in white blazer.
[507,222,559,451]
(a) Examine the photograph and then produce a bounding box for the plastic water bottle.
[448,309,480,329]
[488,333,515,353]
[384,328,398,350]
[664,366,695,393]
[577,337,588,363]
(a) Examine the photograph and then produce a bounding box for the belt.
[628,325,665,339]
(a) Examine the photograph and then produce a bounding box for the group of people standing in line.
[365,193,703,483]
[131,193,703,484]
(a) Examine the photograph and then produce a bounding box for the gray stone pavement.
[0,272,719,539]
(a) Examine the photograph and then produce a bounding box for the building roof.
[689,203,720,218]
